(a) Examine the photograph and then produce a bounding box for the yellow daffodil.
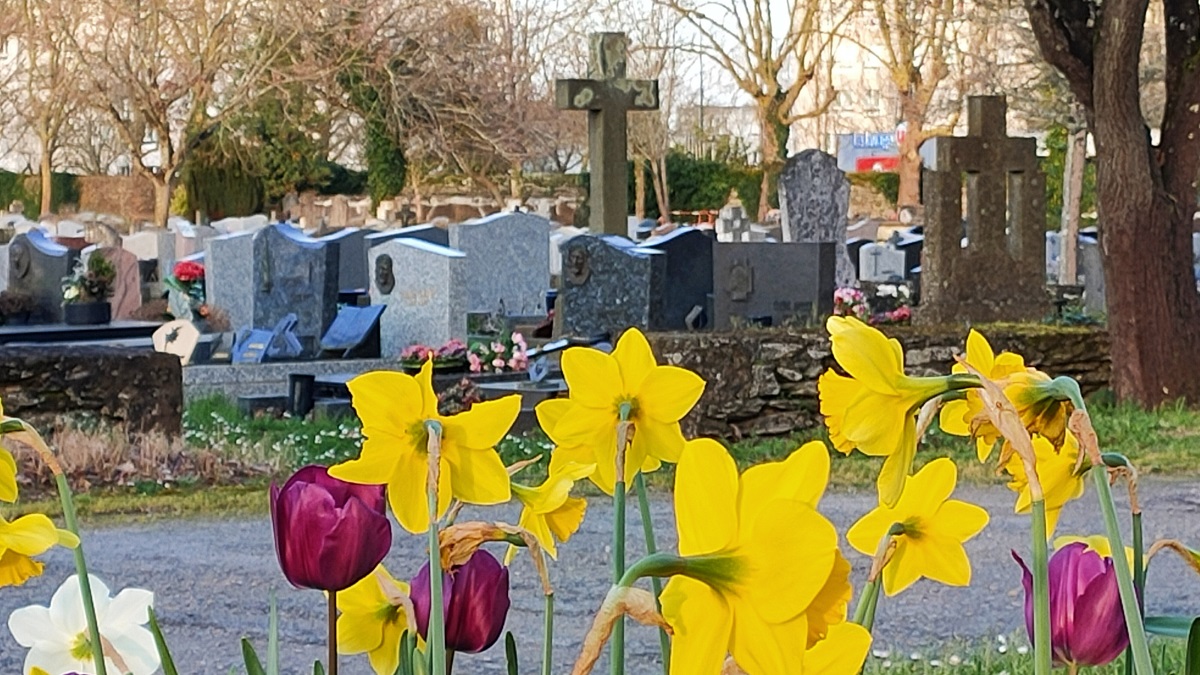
[330,361,520,533]
[337,565,413,675]
[1005,433,1086,536]
[0,513,79,588]
[847,458,989,596]
[819,316,975,506]
[542,329,705,494]
[939,330,1027,461]
[506,461,593,562]
[0,445,16,503]
[539,398,662,481]
[660,439,866,674]
[1006,370,1073,450]
[1054,534,1136,571]
[804,622,874,673]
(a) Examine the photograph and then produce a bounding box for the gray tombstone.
[1079,239,1106,314]
[321,228,372,292]
[93,246,142,320]
[716,190,753,243]
[369,238,468,356]
[712,242,835,329]
[916,96,1050,323]
[1045,231,1063,283]
[778,150,855,287]
[639,227,715,330]
[557,234,665,338]
[9,229,77,322]
[252,225,340,356]
[449,212,551,316]
[859,242,907,282]
[205,231,257,332]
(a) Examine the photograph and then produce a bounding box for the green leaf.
[147,607,180,675]
[242,638,266,675]
[267,591,280,675]
[505,631,518,675]
[1146,615,1200,638]
[313,661,325,675]
[1187,616,1200,675]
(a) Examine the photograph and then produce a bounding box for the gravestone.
[1045,231,1062,283]
[449,212,550,316]
[556,33,659,236]
[122,231,160,262]
[330,196,351,229]
[252,225,340,356]
[557,234,665,338]
[9,229,76,322]
[320,228,371,292]
[716,190,753,243]
[712,242,835,329]
[1079,238,1106,314]
[916,96,1049,324]
[639,227,715,330]
[549,226,587,279]
[320,305,386,358]
[846,238,870,279]
[153,319,201,366]
[778,150,855,287]
[93,247,142,320]
[369,238,468,356]
[205,231,256,331]
[859,242,907,282]
[889,229,924,278]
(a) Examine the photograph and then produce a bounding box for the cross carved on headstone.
[556,33,659,237]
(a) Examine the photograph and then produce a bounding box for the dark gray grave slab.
[712,242,835,329]
[778,149,855,287]
[252,225,340,357]
[321,228,371,292]
[320,304,385,358]
[557,234,665,338]
[9,229,77,323]
[639,226,715,330]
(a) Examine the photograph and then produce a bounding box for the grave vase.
[63,301,112,325]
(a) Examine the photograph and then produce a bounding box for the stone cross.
[916,95,1049,324]
[556,33,659,237]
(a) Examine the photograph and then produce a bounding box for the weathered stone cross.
[556,32,659,237]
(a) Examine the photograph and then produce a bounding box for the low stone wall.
[648,325,1110,439]
[0,347,183,435]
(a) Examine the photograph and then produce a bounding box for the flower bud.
[411,549,510,653]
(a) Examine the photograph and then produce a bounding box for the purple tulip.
[411,549,511,654]
[1014,542,1130,667]
[270,465,391,592]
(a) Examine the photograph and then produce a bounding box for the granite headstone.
[449,212,550,316]
[321,228,372,292]
[639,227,715,330]
[858,242,907,282]
[251,225,340,356]
[712,242,835,329]
[93,246,142,320]
[9,229,76,322]
[557,234,665,338]
[369,238,468,356]
[778,150,854,287]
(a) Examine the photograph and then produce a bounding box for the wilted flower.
[1014,542,1129,668]
[270,465,392,592]
[8,574,159,675]
[412,549,510,654]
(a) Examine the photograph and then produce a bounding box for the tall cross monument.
[556,33,659,237]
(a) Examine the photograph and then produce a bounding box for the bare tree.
[656,0,848,219]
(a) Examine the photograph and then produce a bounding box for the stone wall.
[77,176,156,226]
[0,348,183,435]
[647,325,1110,439]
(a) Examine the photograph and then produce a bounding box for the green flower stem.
[1126,511,1145,675]
[1092,468,1154,674]
[1031,499,1052,675]
[612,407,632,675]
[425,421,447,675]
[852,524,902,632]
[635,473,670,675]
[542,592,554,675]
[328,590,338,675]
[56,472,107,675]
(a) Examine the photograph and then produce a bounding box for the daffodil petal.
[518,506,558,559]
[415,360,439,418]
[842,390,907,457]
[445,445,510,506]
[728,605,807,675]
[385,450,436,534]
[915,533,973,587]
[934,500,990,542]
[367,619,405,675]
[827,316,903,395]
[0,448,16,503]
[674,439,739,556]
[739,440,830,529]
[881,539,924,596]
[613,328,657,393]
[451,395,521,449]
[561,347,622,410]
[548,444,596,476]
[804,551,853,647]
[0,550,43,587]
[348,371,424,432]
[661,575,732,675]
[938,399,971,437]
[637,366,705,423]
[7,603,53,646]
[632,417,687,464]
[741,500,837,623]
[804,621,872,674]
[338,610,385,654]
[875,423,916,507]
[903,458,958,516]
[0,513,62,555]
[964,329,996,373]
[535,398,573,439]
[328,447,397,487]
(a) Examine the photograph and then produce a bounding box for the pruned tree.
[656,0,848,219]
[1025,0,1200,405]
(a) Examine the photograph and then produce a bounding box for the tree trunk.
[508,162,524,201]
[756,95,790,221]
[896,100,926,209]
[1058,129,1086,284]
[39,147,52,217]
[653,156,670,221]
[634,156,646,219]
[152,175,172,228]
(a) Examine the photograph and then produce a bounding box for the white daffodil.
[8,574,159,675]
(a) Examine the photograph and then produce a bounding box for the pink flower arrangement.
[468,332,530,374]
[833,287,869,320]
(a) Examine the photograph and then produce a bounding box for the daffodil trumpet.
[1068,410,1155,675]
[425,419,448,675]
[850,523,904,631]
[3,417,109,675]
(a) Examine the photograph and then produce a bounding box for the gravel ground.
[4,479,1200,674]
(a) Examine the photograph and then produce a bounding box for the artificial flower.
[541,328,705,494]
[1004,433,1086,536]
[412,549,510,654]
[847,458,989,596]
[338,565,413,675]
[938,329,1027,460]
[659,439,865,674]
[506,461,593,562]
[330,361,520,533]
[1053,534,1137,572]
[1005,369,1074,450]
[270,465,391,592]
[8,574,159,675]
[0,513,78,588]
[818,316,973,506]
[1014,542,1129,668]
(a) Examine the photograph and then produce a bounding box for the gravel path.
[4,480,1200,674]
